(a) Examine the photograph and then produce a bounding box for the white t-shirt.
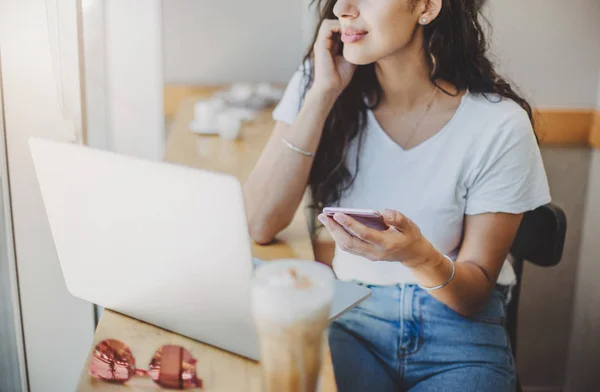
[272,69,551,286]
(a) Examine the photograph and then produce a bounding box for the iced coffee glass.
[252,259,335,392]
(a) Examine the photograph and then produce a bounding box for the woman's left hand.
[318,209,440,268]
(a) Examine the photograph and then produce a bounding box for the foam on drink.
[253,266,332,324]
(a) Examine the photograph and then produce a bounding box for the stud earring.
[421,17,428,25]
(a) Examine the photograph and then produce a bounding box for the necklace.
[403,86,438,149]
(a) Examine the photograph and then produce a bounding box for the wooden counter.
[76,92,337,391]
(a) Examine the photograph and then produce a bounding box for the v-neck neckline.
[367,91,470,154]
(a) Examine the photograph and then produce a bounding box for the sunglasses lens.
[148,345,201,389]
[89,339,135,383]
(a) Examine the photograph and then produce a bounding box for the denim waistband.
[351,280,513,305]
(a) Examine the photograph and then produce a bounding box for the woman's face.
[333,0,424,65]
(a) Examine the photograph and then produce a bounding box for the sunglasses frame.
[89,338,202,390]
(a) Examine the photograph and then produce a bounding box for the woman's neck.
[375,43,436,112]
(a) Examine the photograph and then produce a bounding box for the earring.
[421,17,428,25]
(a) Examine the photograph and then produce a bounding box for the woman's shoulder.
[464,91,529,121]
[462,92,533,139]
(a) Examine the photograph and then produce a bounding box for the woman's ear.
[418,0,442,25]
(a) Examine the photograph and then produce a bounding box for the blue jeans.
[328,284,516,391]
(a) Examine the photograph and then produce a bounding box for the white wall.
[485,0,600,108]
[0,0,95,391]
[162,0,306,84]
[81,0,109,150]
[0,54,27,392]
[81,0,165,159]
[105,0,165,160]
[564,40,600,392]
[565,149,600,391]
[301,0,319,56]
[597,69,600,108]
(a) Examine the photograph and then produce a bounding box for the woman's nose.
[333,0,359,19]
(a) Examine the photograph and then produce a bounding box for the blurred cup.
[208,97,227,112]
[256,82,284,102]
[216,112,242,140]
[252,260,335,392]
[256,82,273,97]
[193,100,211,120]
[230,83,254,102]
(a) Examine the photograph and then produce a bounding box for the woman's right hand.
[312,19,357,98]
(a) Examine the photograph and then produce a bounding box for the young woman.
[244,0,550,390]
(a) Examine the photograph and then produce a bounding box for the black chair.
[506,203,567,391]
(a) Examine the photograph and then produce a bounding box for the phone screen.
[323,208,388,231]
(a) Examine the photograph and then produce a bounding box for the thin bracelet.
[281,136,314,157]
[417,255,455,292]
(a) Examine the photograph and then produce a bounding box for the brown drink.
[252,260,335,392]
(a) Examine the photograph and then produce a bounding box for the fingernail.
[318,215,326,224]
[334,213,347,224]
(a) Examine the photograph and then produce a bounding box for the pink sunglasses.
[89,339,202,389]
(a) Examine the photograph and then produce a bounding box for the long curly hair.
[301,0,533,210]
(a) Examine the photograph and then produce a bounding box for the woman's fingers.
[312,19,357,96]
[318,214,372,255]
[382,209,413,233]
[315,19,342,52]
[331,213,385,244]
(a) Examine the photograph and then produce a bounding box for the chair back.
[506,203,567,358]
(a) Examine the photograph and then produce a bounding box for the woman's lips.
[341,30,368,43]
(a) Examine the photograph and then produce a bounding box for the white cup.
[230,83,254,102]
[216,112,242,140]
[194,101,210,119]
[208,97,227,112]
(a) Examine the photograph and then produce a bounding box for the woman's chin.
[342,48,375,66]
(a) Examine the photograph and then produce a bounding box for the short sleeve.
[465,109,551,215]
[272,64,308,125]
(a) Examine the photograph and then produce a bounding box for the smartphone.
[322,207,389,231]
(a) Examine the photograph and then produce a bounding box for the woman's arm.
[244,19,357,244]
[243,91,337,244]
[318,210,523,316]
[409,212,523,315]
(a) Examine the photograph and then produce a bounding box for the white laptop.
[29,137,370,361]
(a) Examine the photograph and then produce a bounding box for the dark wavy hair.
[301,0,533,210]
